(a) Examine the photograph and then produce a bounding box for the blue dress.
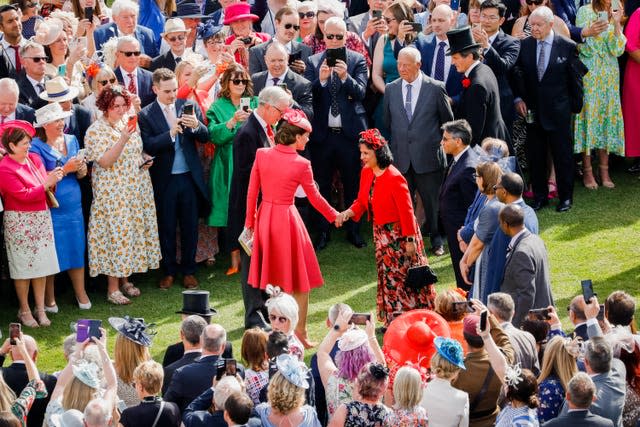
[30,136,85,271]
[374,36,400,139]
[537,376,565,423]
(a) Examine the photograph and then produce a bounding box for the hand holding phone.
[581,279,595,304]
[240,97,251,112]
[479,310,488,333]
[182,103,194,116]
[9,323,20,345]
[349,313,371,325]
[139,156,155,169]
[127,115,137,132]
[597,10,609,22]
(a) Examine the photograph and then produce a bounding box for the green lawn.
[1,170,639,372]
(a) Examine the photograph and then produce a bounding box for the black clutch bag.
[405,264,438,290]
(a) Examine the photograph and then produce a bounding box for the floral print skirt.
[373,222,436,326]
[4,210,60,280]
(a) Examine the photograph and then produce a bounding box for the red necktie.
[266,125,274,146]
[1,116,6,124]
[11,45,21,73]
[127,73,137,95]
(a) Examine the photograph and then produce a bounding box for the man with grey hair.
[17,41,48,109]
[93,0,158,61]
[114,36,156,108]
[546,373,614,427]
[513,5,585,213]
[228,86,292,331]
[162,315,208,394]
[0,78,35,129]
[486,292,539,374]
[384,46,453,257]
[83,399,112,427]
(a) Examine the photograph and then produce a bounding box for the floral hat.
[281,108,312,133]
[108,316,156,347]
[276,353,309,389]
[338,328,368,352]
[359,128,387,150]
[434,336,466,369]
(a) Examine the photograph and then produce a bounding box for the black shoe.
[315,231,330,251]
[347,232,366,248]
[531,199,549,211]
[556,199,572,212]
[628,163,640,173]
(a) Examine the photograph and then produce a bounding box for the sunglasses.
[325,33,344,40]
[269,314,289,323]
[27,2,38,7]
[98,78,116,85]
[526,0,544,5]
[299,11,315,19]
[25,56,48,63]
[283,23,300,31]
[231,79,249,85]
[120,51,141,57]
[167,34,186,42]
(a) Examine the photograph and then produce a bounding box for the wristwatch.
[333,324,340,331]
[405,236,415,243]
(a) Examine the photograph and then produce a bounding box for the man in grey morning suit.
[383,46,454,255]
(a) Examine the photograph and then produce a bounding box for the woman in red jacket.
[341,129,436,328]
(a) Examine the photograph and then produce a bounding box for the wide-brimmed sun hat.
[34,103,73,127]
[39,76,80,103]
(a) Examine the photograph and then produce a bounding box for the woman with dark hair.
[495,366,540,426]
[18,0,43,39]
[0,121,63,327]
[340,129,435,328]
[85,85,160,305]
[206,63,257,276]
[244,109,339,346]
[241,328,270,405]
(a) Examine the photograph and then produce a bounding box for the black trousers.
[404,165,444,248]
[240,251,269,330]
[158,173,199,276]
[525,122,574,203]
[443,220,469,290]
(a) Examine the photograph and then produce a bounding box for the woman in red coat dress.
[341,129,436,328]
[244,109,339,348]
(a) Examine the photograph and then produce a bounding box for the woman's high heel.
[18,311,38,328]
[583,167,598,190]
[33,309,51,327]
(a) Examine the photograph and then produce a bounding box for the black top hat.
[176,290,217,317]
[446,26,481,55]
[175,0,207,19]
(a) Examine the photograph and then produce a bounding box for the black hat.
[176,290,217,317]
[175,0,207,19]
[446,26,481,55]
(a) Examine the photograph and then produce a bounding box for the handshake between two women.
[334,209,355,228]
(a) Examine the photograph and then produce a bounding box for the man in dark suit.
[0,336,57,427]
[0,5,24,80]
[448,26,509,147]
[139,68,210,290]
[473,0,520,139]
[17,41,49,110]
[162,315,207,394]
[0,78,35,123]
[439,119,480,289]
[384,46,454,255]
[566,295,590,341]
[93,0,159,63]
[164,324,245,412]
[546,372,615,427]
[115,36,156,109]
[251,42,313,119]
[303,16,368,251]
[150,18,190,72]
[499,204,553,327]
[248,7,312,75]
[513,6,586,213]
[227,86,292,330]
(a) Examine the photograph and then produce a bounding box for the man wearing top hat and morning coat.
[448,26,509,148]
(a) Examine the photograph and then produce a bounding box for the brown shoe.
[183,275,199,289]
[159,275,174,290]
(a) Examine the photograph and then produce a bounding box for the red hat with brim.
[383,309,451,371]
[223,3,259,25]
[0,120,36,138]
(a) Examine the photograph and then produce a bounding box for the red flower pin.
[462,77,471,88]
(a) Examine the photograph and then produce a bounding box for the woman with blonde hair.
[434,289,470,354]
[82,63,118,120]
[240,328,269,405]
[536,335,579,423]
[384,366,428,426]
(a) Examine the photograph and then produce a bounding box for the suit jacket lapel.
[425,38,436,73]
[505,229,531,266]
[409,75,430,124]
[542,35,560,81]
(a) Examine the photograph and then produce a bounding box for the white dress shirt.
[430,37,452,82]
[401,72,423,117]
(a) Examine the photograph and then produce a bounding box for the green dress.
[206,96,259,227]
[573,5,627,155]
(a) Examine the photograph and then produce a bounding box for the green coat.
[206,96,259,227]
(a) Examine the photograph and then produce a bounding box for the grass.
[1,169,639,372]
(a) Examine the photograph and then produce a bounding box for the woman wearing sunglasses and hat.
[224,2,271,69]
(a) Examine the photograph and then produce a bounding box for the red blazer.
[349,165,417,237]
[0,153,49,212]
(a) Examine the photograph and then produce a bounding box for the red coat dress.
[245,145,338,293]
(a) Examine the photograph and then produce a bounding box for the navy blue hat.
[175,0,207,19]
[109,316,156,347]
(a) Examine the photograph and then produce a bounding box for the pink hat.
[282,108,312,133]
[223,3,259,25]
[463,314,480,337]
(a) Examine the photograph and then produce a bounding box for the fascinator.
[477,144,516,173]
[338,328,368,352]
[108,316,156,347]
[281,108,312,133]
[504,363,523,387]
[359,129,387,150]
[434,336,466,369]
[563,337,583,359]
[276,353,310,388]
[368,363,389,380]
[0,120,36,138]
[32,18,64,46]
[72,360,101,388]
[197,18,222,40]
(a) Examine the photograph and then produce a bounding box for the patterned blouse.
[244,368,269,405]
[12,379,47,427]
[344,401,390,427]
[383,406,429,426]
[303,32,372,67]
[495,404,539,427]
[536,376,565,423]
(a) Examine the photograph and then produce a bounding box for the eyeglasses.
[98,78,116,85]
[283,23,300,31]
[325,33,344,40]
[231,79,248,85]
[525,0,544,5]
[24,56,48,63]
[119,51,141,57]
[299,11,315,19]
[206,39,224,45]
[269,314,289,323]
[167,34,186,42]
[383,16,395,24]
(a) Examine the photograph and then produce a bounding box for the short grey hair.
[0,78,19,97]
[213,375,243,410]
[433,4,454,18]
[585,336,612,374]
[19,40,44,58]
[487,293,515,322]
[83,399,112,427]
[258,86,292,108]
[181,315,207,346]
[328,303,352,325]
[317,0,345,17]
[266,292,299,333]
[111,0,139,17]
[324,16,346,32]
[117,35,140,50]
[398,47,421,63]
[202,324,227,353]
[567,372,596,408]
[531,6,554,23]
[296,0,318,12]
[62,334,76,359]
[266,41,290,58]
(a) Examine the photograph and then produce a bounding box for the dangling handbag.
[405,263,438,291]
[26,156,59,209]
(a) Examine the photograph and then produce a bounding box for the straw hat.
[162,18,191,37]
[39,76,80,103]
[34,103,73,128]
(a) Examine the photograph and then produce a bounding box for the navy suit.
[439,147,480,288]
[162,341,234,368]
[150,51,180,72]
[251,69,314,120]
[16,72,48,110]
[554,0,591,42]
[115,67,156,108]
[66,104,92,148]
[248,40,312,75]
[182,387,262,427]
[93,23,159,57]
[162,350,201,395]
[139,99,210,277]
[544,410,614,427]
[15,103,35,122]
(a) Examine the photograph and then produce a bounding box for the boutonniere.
[462,77,471,88]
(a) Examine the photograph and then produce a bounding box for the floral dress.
[383,406,428,426]
[344,401,390,427]
[85,118,161,277]
[12,379,47,427]
[326,373,353,417]
[536,375,565,423]
[573,5,627,155]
